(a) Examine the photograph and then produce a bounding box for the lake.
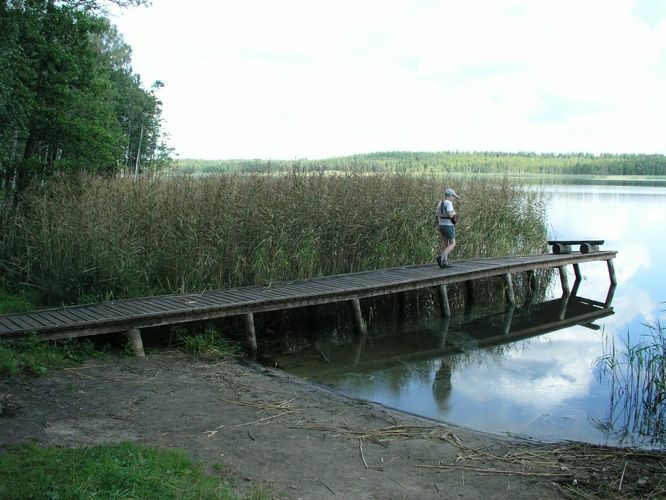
[270,181,666,450]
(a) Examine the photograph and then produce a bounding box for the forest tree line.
[0,0,171,204]
[173,151,666,176]
[2,0,663,205]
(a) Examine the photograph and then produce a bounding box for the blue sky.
[111,0,666,160]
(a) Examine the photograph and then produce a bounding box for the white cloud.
[110,0,666,159]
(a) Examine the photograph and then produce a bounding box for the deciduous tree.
[0,0,167,203]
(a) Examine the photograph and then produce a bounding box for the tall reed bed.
[594,321,666,448]
[0,172,547,306]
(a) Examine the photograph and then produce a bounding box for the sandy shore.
[1,350,663,499]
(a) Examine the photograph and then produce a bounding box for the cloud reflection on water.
[451,328,601,408]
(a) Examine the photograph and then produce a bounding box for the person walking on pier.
[435,188,459,268]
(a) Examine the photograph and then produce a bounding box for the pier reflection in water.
[270,280,628,447]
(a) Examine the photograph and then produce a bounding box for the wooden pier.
[0,251,617,356]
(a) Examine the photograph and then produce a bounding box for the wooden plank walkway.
[0,251,617,351]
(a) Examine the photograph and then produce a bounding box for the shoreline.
[1,350,664,499]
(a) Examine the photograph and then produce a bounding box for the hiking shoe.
[442,261,452,268]
[436,255,442,267]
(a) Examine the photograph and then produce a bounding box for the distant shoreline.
[170,151,666,177]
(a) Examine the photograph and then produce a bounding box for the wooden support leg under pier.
[559,294,571,320]
[398,292,408,319]
[437,285,451,317]
[465,281,475,307]
[438,315,451,348]
[503,273,516,305]
[571,277,581,297]
[244,312,257,356]
[166,325,174,347]
[558,266,571,296]
[352,329,368,365]
[351,298,367,337]
[607,258,617,286]
[126,328,145,357]
[573,263,582,282]
[605,283,617,308]
[524,270,536,306]
[502,304,515,335]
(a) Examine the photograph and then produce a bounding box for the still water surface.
[274,182,666,449]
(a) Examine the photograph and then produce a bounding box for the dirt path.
[1,350,663,499]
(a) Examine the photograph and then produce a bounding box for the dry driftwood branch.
[417,464,573,478]
[232,410,295,428]
[358,439,369,469]
[316,479,335,495]
[295,423,454,445]
[219,396,297,413]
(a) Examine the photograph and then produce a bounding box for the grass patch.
[174,327,242,360]
[0,442,240,499]
[0,334,105,378]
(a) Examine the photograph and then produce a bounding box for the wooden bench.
[548,240,604,255]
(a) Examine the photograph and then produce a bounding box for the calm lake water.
[271,181,666,450]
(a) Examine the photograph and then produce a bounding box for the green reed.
[594,321,666,448]
[0,172,548,306]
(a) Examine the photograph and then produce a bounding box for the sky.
[109,0,666,160]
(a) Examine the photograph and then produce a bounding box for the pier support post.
[524,270,536,306]
[502,304,515,335]
[559,294,571,320]
[278,310,289,335]
[607,258,617,286]
[351,298,367,337]
[244,313,257,356]
[503,273,516,305]
[573,263,582,282]
[558,266,571,296]
[465,281,475,308]
[437,285,451,317]
[571,277,581,298]
[439,315,451,348]
[605,283,617,308]
[126,328,145,357]
[398,292,408,319]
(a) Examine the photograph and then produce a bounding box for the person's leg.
[436,238,446,267]
[439,238,447,261]
[437,226,450,267]
[439,226,456,266]
[442,238,456,263]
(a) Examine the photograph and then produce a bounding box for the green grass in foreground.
[0,442,240,499]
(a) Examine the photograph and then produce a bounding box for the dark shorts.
[438,224,456,240]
